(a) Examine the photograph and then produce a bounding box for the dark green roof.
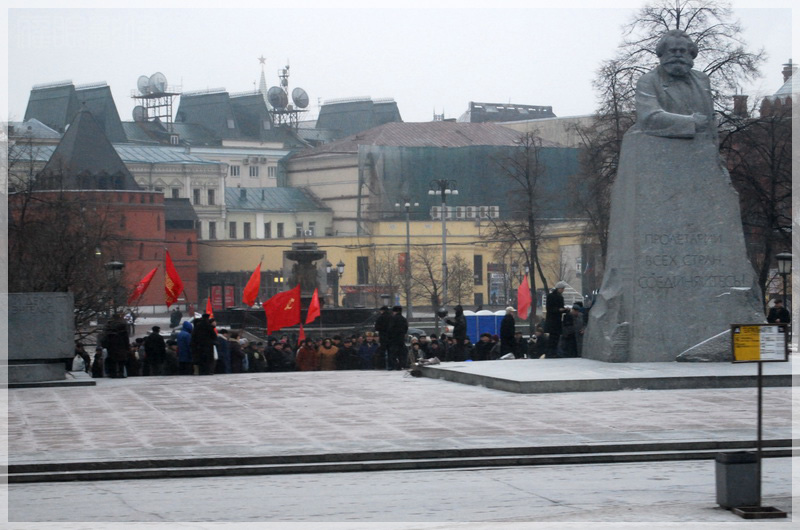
[315,98,402,139]
[225,187,330,213]
[175,91,241,141]
[24,82,79,133]
[37,109,140,191]
[75,84,127,142]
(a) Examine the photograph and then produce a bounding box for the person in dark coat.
[176,320,193,375]
[545,281,569,357]
[560,303,585,358]
[374,306,392,369]
[91,346,105,378]
[444,305,467,362]
[472,333,494,361]
[228,331,245,373]
[101,313,129,378]
[335,337,360,370]
[143,326,167,376]
[386,305,409,370]
[358,332,379,369]
[499,306,517,356]
[767,299,791,324]
[191,314,217,375]
[215,329,231,374]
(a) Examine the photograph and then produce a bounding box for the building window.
[230,165,240,177]
[308,221,316,237]
[357,256,369,285]
[243,222,251,239]
[186,239,193,256]
[229,222,237,239]
[154,187,163,193]
[277,223,284,238]
[156,215,161,230]
[264,222,271,238]
[474,254,483,285]
[208,189,215,206]
[193,189,201,205]
[209,222,217,240]
[138,243,144,259]
[249,166,259,178]
[227,119,235,129]
[268,166,276,178]
[170,134,180,145]
[172,188,180,199]
[119,215,126,229]
[295,222,303,237]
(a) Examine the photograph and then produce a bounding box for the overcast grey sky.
[4,2,796,125]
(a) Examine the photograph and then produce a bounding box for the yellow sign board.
[731,324,789,362]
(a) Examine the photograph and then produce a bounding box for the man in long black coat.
[499,306,517,356]
[143,325,167,376]
[545,281,569,357]
[444,305,467,361]
[102,313,130,378]
[191,314,217,375]
[374,306,392,369]
[386,305,409,370]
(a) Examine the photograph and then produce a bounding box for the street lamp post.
[104,260,125,316]
[776,251,792,312]
[395,200,418,320]
[326,260,345,307]
[428,179,458,332]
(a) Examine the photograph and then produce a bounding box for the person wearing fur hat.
[499,306,517,357]
[545,281,570,357]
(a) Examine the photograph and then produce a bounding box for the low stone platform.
[419,357,795,393]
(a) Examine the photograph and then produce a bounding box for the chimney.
[732,94,749,118]
[782,60,795,83]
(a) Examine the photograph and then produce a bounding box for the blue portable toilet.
[475,310,499,341]
[463,310,478,343]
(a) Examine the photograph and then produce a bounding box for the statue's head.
[656,29,698,78]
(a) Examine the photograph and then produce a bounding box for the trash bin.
[715,451,759,508]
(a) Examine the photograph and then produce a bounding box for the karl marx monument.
[583,30,763,362]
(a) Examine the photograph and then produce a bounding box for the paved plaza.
[4,354,797,526]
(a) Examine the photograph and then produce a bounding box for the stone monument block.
[583,132,763,362]
[8,293,74,382]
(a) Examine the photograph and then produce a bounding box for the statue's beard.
[662,58,693,77]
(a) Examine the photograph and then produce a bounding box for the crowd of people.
[75,292,600,378]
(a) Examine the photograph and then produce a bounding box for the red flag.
[298,324,306,342]
[305,288,321,324]
[242,262,262,307]
[264,285,301,335]
[127,266,158,305]
[165,250,184,308]
[205,297,214,319]
[517,274,532,320]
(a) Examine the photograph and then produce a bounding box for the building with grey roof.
[287,121,579,236]
[314,97,402,140]
[222,187,333,241]
[36,108,140,191]
[458,101,556,124]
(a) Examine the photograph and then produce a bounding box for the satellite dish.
[137,75,150,95]
[132,106,148,122]
[292,87,309,109]
[267,86,288,109]
[149,72,168,93]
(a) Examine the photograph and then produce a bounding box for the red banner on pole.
[164,251,184,308]
[305,288,321,325]
[517,274,532,320]
[127,266,158,305]
[243,262,262,307]
[264,285,301,335]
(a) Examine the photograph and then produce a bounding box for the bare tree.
[369,246,402,308]
[8,183,125,339]
[485,132,551,316]
[447,254,474,306]
[410,244,442,311]
[720,101,792,310]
